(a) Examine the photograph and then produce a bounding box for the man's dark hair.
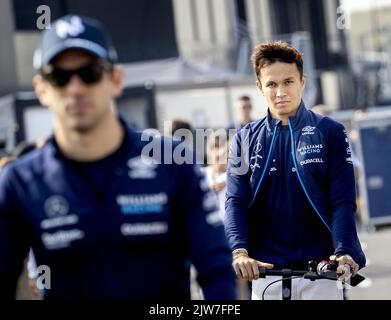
[171,120,192,135]
[251,40,303,80]
[238,95,251,102]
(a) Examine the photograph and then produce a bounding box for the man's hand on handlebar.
[232,255,274,281]
[329,254,359,280]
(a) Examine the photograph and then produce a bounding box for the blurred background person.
[0,156,16,171]
[203,132,250,299]
[227,95,254,132]
[170,119,194,147]
[204,133,228,221]
[311,104,332,116]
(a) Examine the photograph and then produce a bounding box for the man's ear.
[33,74,49,108]
[256,80,264,96]
[301,73,307,91]
[110,64,124,98]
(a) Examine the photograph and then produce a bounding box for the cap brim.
[39,38,109,68]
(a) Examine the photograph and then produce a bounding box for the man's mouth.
[276,101,290,105]
[67,103,88,114]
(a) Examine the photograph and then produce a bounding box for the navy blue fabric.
[251,125,333,269]
[225,101,366,269]
[0,119,236,300]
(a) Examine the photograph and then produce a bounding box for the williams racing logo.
[56,16,85,38]
[117,193,168,215]
[297,144,324,156]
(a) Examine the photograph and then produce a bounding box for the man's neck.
[55,115,124,162]
[269,112,289,125]
[279,117,289,126]
[239,119,252,126]
[269,110,299,126]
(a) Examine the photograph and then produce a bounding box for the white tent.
[123,57,247,88]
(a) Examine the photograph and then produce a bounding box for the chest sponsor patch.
[41,195,79,230]
[127,156,158,179]
[297,144,324,156]
[44,195,69,218]
[300,158,324,166]
[120,222,168,236]
[117,193,168,215]
[41,214,79,230]
[42,229,85,250]
[301,126,316,136]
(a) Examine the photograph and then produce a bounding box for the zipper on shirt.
[249,126,278,207]
[288,118,332,233]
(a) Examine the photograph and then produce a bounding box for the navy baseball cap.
[34,15,118,69]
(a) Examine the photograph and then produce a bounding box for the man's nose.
[276,85,287,97]
[64,75,87,93]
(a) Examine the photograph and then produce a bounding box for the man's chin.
[68,120,96,133]
[275,106,297,117]
[274,110,290,117]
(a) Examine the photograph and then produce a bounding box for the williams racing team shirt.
[0,118,236,300]
[252,124,333,270]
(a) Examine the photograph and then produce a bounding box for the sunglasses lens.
[78,64,104,84]
[42,63,109,87]
[44,69,72,87]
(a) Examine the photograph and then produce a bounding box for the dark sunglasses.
[41,61,113,88]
